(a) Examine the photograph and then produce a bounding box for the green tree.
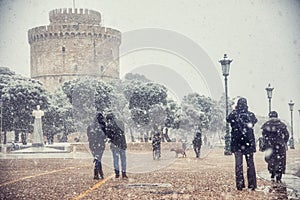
[165,99,181,129]
[1,71,50,143]
[108,79,137,141]
[122,76,171,141]
[43,89,75,142]
[181,93,213,131]
[61,77,113,133]
[126,81,168,127]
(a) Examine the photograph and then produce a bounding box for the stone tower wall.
[28,8,121,91]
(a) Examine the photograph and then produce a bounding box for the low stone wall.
[71,142,183,152]
[127,142,182,151]
[71,143,89,153]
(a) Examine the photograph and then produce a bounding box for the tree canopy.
[0,70,49,133]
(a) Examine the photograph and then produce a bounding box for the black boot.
[115,169,120,178]
[93,158,100,180]
[94,169,99,180]
[276,173,282,183]
[271,171,275,181]
[98,161,104,179]
[122,172,128,179]
[99,169,104,179]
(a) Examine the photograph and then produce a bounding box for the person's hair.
[269,111,278,118]
[236,97,248,111]
[106,113,115,120]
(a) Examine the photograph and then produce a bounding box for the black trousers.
[194,146,201,158]
[234,151,257,189]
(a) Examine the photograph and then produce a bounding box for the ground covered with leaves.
[0,146,297,200]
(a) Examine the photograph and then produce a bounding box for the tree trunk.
[129,127,135,142]
[14,130,19,143]
[3,131,7,144]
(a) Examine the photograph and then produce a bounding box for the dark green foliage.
[1,72,49,133]
[124,80,168,127]
[61,77,113,132]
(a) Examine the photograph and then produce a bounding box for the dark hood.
[236,97,248,112]
[261,118,286,131]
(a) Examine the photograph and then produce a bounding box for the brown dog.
[170,148,186,158]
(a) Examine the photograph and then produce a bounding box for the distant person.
[144,132,149,143]
[261,111,289,183]
[162,127,172,142]
[87,114,106,180]
[152,125,161,159]
[182,139,187,151]
[192,131,202,158]
[226,97,258,191]
[203,135,207,145]
[106,113,128,179]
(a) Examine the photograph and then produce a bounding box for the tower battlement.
[28,25,121,45]
[49,8,101,25]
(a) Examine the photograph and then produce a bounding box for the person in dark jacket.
[87,115,107,180]
[192,131,202,158]
[152,125,161,159]
[226,97,258,191]
[106,113,128,179]
[261,111,289,183]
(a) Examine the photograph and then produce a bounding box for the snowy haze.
[0,0,300,139]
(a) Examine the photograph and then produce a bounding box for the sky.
[0,0,300,139]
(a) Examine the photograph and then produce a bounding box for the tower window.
[100,65,104,72]
[62,46,65,52]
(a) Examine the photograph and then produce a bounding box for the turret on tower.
[49,8,101,25]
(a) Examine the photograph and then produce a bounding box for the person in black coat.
[152,126,161,159]
[105,113,128,179]
[192,131,202,158]
[226,97,258,191]
[87,114,106,180]
[261,111,289,183]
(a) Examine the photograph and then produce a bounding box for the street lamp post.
[288,100,295,149]
[298,109,300,145]
[0,98,2,144]
[298,109,300,143]
[219,54,232,155]
[265,83,274,114]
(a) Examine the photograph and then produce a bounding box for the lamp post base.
[224,129,232,156]
[289,138,295,149]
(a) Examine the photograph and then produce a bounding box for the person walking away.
[182,139,187,151]
[152,127,161,159]
[203,135,207,146]
[192,131,202,158]
[87,114,106,180]
[226,97,258,191]
[106,113,128,179]
[261,111,289,183]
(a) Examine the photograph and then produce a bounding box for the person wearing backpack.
[226,97,258,191]
[105,113,128,179]
[261,111,289,183]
